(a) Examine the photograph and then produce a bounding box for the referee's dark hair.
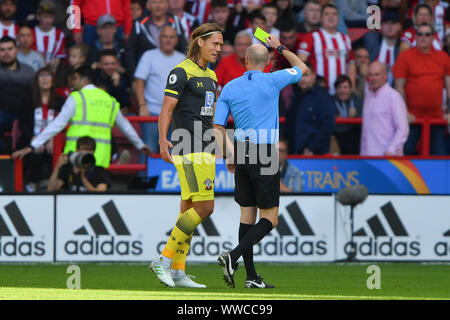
[72,66,97,84]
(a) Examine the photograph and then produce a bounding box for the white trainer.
[150,256,175,287]
[174,275,207,288]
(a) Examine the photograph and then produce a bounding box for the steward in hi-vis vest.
[64,87,119,168]
[13,66,151,168]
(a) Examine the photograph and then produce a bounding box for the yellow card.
[254,27,270,43]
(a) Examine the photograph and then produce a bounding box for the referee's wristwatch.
[277,45,287,55]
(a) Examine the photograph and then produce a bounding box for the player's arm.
[159,67,187,163]
[266,34,309,76]
[159,96,178,164]
[213,90,234,171]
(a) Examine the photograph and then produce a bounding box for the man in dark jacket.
[284,64,335,155]
[126,0,187,76]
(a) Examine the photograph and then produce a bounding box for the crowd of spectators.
[0,0,450,189]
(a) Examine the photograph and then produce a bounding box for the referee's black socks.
[239,222,258,279]
[230,218,273,266]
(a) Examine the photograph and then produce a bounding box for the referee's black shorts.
[234,142,280,209]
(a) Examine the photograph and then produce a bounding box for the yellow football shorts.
[172,152,215,202]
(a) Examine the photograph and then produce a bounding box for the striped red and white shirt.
[400,27,443,51]
[191,0,212,24]
[376,39,396,67]
[191,0,236,24]
[34,103,57,136]
[0,22,19,39]
[298,28,355,95]
[179,12,199,40]
[376,39,397,85]
[31,27,66,63]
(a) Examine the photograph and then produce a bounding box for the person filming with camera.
[47,136,110,192]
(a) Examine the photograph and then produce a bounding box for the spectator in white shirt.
[132,26,185,155]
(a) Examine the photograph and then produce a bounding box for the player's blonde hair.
[187,23,222,63]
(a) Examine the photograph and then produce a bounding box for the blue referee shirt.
[214,66,303,144]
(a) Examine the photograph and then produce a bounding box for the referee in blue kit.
[214,35,309,288]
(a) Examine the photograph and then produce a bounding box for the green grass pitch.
[0,263,448,300]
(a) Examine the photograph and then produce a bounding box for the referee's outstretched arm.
[266,35,309,76]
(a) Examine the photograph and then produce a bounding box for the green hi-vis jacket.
[64,87,120,168]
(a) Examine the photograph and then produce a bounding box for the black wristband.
[277,45,287,55]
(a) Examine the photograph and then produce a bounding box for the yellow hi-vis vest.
[64,87,120,168]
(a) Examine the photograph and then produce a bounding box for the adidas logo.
[64,200,143,256]
[345,202,421,257]
[255,201,328,256]
[353,202,408,237]
[434,228,450,256]
[74,200,131,236]
[276,202,314,236]
[0,201,46,257]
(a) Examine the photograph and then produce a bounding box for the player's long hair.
[187,23,222,64]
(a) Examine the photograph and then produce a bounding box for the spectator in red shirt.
[71,0,132,46]
[215,30,271,94]
[393,22,450,155]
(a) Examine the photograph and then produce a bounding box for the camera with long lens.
[67,151,96,170]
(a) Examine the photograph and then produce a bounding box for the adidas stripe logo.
[276,202,314,236]
[0,201,33,237]
[65,200,143,256]
[74,200,130,236]
[353,202,408,237]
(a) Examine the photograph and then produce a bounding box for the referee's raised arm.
[265,35,309,76]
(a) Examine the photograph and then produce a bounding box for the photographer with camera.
[47,136,110,192]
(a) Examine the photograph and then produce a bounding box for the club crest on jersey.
[203,178,213,190]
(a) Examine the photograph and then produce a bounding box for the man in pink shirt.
[360,61,409,156]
